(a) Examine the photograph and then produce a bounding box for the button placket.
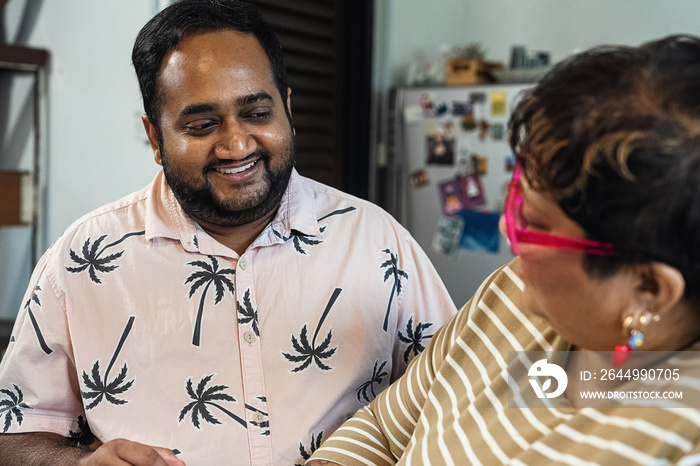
[243,330,256,343]
[234,252,272,460]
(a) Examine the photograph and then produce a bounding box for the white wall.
[375,0,700,90]
[1,0,161,318]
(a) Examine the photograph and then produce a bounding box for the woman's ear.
[636,262,685,315]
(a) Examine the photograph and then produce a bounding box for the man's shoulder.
[71,184,150,227]
[52,182,153,249]
[299,175,405,229]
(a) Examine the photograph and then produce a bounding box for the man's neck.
[194,209,277,256]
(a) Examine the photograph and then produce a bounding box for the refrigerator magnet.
[458,210,501,254]
[471,154,488,176]
[419,92,435,118]
[452,100,472,116]
[457,175,486,209]
[431,215,465,256]
[410,169,430,188]
[403,105,423,124]
[426,120,456,165]
[478,119,490,141]
[461,114,476,131]
[490,91,507,116]
[469,92,486,104]
[435,102,449,117]
[438,178,463,215]
[491,122,505,140]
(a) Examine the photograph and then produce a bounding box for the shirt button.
[243,330,256,343]
[238,258,248,270]
[253,412,265,423]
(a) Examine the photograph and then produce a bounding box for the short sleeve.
[389,234,458,379]
[0,254,84,436]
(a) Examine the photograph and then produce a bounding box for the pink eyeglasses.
[504,164,617,256]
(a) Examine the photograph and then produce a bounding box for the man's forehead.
[161,30,267,74]
[156,30,278,108]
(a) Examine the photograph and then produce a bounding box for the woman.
[306,35,700,465]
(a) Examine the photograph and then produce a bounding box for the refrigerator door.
[389,83,531,307]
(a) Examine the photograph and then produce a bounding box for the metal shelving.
[0,43,49,265]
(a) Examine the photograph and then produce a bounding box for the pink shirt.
[0,169,457,465]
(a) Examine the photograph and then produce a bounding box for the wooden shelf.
[0,44,49,71]
[0,171,32,226]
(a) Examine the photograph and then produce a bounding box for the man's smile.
[214,159,258,174]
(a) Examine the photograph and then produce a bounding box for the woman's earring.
[613,312,658,366]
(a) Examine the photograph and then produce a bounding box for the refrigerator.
[386,83,532,307]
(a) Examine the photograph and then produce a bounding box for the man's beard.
[161,144,296,227]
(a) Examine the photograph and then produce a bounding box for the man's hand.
[77,438,185,466]
[0,432,186,466]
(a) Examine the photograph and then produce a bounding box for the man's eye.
[185,121,217,135]
[245,109,272,122]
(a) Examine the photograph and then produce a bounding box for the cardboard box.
[0,171,32,225]
[445,59,503,86]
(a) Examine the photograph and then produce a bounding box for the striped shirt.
[307,260,700,465]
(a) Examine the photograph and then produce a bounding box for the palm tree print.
[380,248,409,331]
[317,206,356,222]
[273,206,357,255]
[273,227,326,255]
[66,231,145,284]
[68,415,95,446]
[0,384,32,433]
[245,400,269,436]
[178,374,246,430]
[23,285,52,355]
[296,431,324,466]
[81,316,136,410]
[185,255,235,346]
[356,360,389,403]
[398,316,434,363]
[282,288,342,372]
[237,289,259,337]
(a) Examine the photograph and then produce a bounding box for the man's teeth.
[217,161,256,174]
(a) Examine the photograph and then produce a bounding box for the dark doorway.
[247,0,373,199]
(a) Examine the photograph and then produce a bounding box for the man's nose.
[214,121,257,159]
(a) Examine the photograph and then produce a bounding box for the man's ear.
[286,87,295,135]
[636,262,686,316]
[141,114,162,165]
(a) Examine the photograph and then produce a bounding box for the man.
[0,1,456,465]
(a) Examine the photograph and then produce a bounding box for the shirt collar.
[269,168,321,238]
[143,168,320,252]
[144,170,199,252]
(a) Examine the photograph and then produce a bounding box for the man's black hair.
[132,0,288,142]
